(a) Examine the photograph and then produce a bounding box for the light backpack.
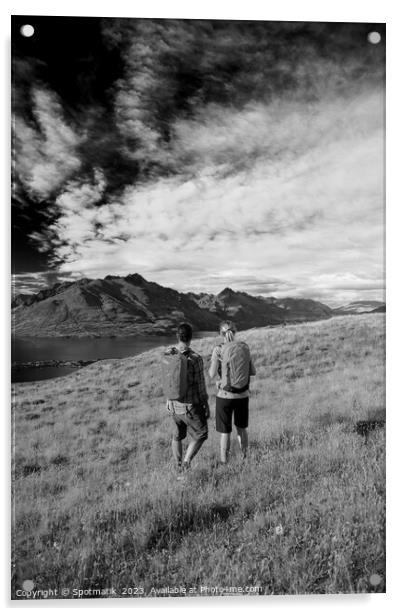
[220,341,251,393]
[161,348,189,401]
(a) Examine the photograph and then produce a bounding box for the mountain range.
[331,300,385,315]
[11,273,385,338]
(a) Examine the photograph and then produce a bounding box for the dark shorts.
[172,404,208,442]
[215,396,249,434]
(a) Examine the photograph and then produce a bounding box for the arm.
[164,346,177,413]
[249,358,256,377]
[209,346,221,379]
[195,356,210,416]
[197,357,208,404]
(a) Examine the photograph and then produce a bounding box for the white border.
[2,1,401,614]
[3,0,389,22]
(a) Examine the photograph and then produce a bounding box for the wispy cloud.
[13,89,83,200]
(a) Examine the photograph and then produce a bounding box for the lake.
[11,332,217,383]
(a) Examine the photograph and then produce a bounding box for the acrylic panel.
[11,16,385,599]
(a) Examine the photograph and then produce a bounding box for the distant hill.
[370,305,386,313]
[12,273,338,338]
[187,288,332,329]
[332,301,385,315]
[268,297,333,321]
[186,288,285,328]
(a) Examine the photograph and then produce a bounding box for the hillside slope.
[11,314,385,595]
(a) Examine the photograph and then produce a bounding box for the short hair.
[177,322,193,343]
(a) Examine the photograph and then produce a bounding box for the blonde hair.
[220,320,236,342]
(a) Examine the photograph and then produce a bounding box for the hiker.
[162,322,210,475]
[209,321,256,464]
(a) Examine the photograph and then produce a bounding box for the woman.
[209,321,256,463]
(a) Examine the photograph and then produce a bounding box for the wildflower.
[369,573,382,587]
[275,524,284,535]
[22,580,35,592]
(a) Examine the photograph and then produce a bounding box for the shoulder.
[188,348,202,360]
[164,346,178,355]
[187,349,205,368]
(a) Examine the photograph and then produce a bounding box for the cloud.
[12,19,385,304]
[172,93,372,177]
[108,20,385,177]
[33,84,383,305]
[12,271,81,297]
[13,88,82,200]
[286,273,385,307]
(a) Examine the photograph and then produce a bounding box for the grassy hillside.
[11,314,385,597]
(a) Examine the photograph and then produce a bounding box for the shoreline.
[11,359,98,371]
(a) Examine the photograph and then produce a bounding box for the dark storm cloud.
[12,18,385,206]
[11,17,385,303]
[105,19,385,178]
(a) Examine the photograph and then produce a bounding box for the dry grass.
[11,314,385,597]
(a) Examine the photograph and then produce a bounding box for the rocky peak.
[125,273,147,286]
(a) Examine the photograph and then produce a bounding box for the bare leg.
[220,433,231,463]
[183,437,206,465]
[236,427,248,459]
[172,438,183,466]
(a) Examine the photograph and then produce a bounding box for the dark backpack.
[220,341,251,393]
[161,348,189,400]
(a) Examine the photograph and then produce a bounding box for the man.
[165,322,210,475]
[209,320,256,464]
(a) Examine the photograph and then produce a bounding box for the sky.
[11,17,385,306]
